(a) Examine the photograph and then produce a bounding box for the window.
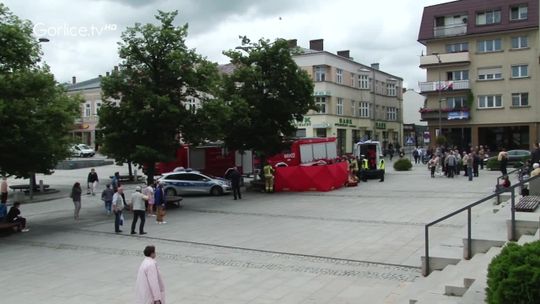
[351,100,356,117]
[295,129,306,138]
[510,5,528,21]
[336,98,343,115]
[511,65,528,78]
[477,39,502,52]
[386,83,396,96]
[478,95,502,108]
[336,68,343,84]
[446,96,466,108]
[478,67,502,80]
[476,9,501,25]
[359,102,370,118]
[84,103,91,117]
[314,66,326,82]
[511,36,528,49]
[512,93,528,107]
[446,42,469,53]
[315,97,327,113]
[387,107,397,121]
[358,74,369,89]
[185,97,198,111]
[315,128,327,137]
[351,73,355,86]
[94,102,102,115]
[447,70,469,80]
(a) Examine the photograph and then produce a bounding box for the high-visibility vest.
[361,159,368,169]
[379,160,385,170]
[350,159,359,171]
[263,165,274,177]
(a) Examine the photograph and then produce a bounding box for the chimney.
[371,63,380,70]
[287,39,298,48]
[337,50,350,59]
[98,74,102,78]
[72,76,76,84]
[309,39,324,51]
[106,72,110,77]
[113,66,119,73]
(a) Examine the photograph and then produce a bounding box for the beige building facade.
[292,39,404,155]
[418,0,540,150]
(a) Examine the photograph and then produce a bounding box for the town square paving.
[0,160,503,303]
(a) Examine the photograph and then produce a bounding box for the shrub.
[393,158,412,171]
[486,241,540,304]
[436,135,447,146]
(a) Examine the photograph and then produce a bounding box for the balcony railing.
[420,52,470,68]
[418,80,470,93]
[420,107,470,121]
[434,24,467,38]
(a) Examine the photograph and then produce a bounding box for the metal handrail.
[424,174,540,276]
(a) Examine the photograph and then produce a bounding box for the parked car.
[157,170,231,196]
[485,149,531,170]
[70,144,95,157]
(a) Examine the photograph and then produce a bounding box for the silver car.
[158,170,231,196]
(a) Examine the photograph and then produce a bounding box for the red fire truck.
[266,137,339,167]
[154,144,254,177]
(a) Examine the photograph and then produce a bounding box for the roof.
[65,77,102,92]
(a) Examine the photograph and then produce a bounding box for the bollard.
[134,169,138,182]
[39,180,44,192]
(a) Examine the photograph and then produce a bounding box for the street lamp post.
[433,53,443,139]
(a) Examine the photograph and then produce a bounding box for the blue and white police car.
[158,170,231,196]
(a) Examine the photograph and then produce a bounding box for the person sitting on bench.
[6,202,29,232]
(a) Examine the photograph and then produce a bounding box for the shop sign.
[447,111,469,120]
[375,121,386,129]
[335,118,356,128]
[295,117,312,127]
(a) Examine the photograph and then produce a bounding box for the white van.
[353,140,385,180]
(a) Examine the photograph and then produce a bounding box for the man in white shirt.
[112,187,125,233]
[131,186,148,235]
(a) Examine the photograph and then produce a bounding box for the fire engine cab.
[267,137,338,167]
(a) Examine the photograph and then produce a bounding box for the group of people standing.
[69,168,167,234]
[427,145,487,180]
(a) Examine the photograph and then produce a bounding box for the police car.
[158,170,231,196]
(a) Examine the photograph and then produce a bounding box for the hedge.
[393,158,412,171]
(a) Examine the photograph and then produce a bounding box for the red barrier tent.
[274,162,348,192]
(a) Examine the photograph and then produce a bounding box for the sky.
[3,0,447,90]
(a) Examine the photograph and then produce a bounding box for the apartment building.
[418,0,539,151]
[291,39,404,155]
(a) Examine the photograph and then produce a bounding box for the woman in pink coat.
[136,245,165,304]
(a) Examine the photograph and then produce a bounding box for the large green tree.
[0,4,80,189]
[220,37,316,160]
[98,10,219,183]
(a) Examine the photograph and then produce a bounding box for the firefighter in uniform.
[378,159,385,182]
[263,164,275,193]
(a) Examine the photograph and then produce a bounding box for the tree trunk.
[29,173,36,200]
[128,162,133,181]
[146,162,155,185]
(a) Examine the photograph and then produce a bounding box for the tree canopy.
[98,10,219,182]
[0,4,80,178]
[220,37,315,158]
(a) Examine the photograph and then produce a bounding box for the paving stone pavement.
[0,160,505,303]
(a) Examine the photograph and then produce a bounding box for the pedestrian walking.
[87,168,99,195]
[112,171,120,192]
[143,183,155,217]
[413,148,419,164]
[445,152,457,178]
[154,183,166,224]
[498,148,509,176]
[228,167,242,200]
[467,152,474,181]
[112,187,124,233]
[131,186,148,235]
[101,184,114,215]
[136,245,165,304]
[70,182,82,220]
[472,151,480,177]
[1,177,8,204]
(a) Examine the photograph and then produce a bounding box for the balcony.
[419,80,470,94]
[420,107,470,121]
[434,24,467,38]
[420,52,470,68]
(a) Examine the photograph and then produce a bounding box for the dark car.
[485,150,531,170]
